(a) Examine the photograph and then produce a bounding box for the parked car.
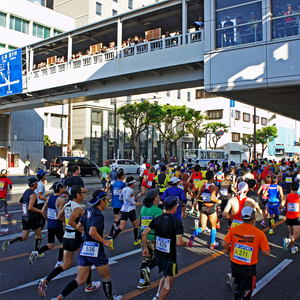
[50,156,99,177]
[108,159,140,174]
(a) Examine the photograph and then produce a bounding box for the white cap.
[241,206,255,219]
[156,160,160,163]
[111,163,118,171]
[170,177,180,184]
[41,158,47,162]
[63,161,68,165]
[282,167,286,171]
[237,182,248,194]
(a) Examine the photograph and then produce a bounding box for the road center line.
[252,259,293,296]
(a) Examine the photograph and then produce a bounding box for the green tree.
[44,135,51,146]
[117,101,154,162]
[204,122,229,150]
[186,110,209,149]
[150,104,194,163]
[240,134,254,162]
[256,126,278,157]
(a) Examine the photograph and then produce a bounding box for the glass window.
[110,98,115,105]
[128,0,133,9]
[10,16,29,34]
[141,98,145,102]
[108,113,114,124]
[0,44,5,55]
[44,27,50,39]
[166,91,170,97]
[216,0,251,10]
[92,111,101,123]
[127,95,131,104]
[44,113,48,127]
[96,2,102,16]
[272,1,300,39]
[8,45,18,51]
[232,132,240,142]
[187,91,191,102]
[0,12,6,28]
[243,112,250,122]
[216,1,263,48]
[235,110,241,120]
[207,110,223,119]
[261,117,268,125]
[112,9,118,16]
[32,23,50,39]
[83,158,90,164]
[54,29,63,36]
[113,0,117,2]
[177,89,181,99]
[196,89,203,99]
[252,115,259,124]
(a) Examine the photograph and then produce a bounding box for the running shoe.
[107,233,114,239]
[38,279,48,298]
[268,229,274,235]
[210,241,219,250]
[51,297,63,300]
[142,268,150,283]
[203,227,211,233]
[152,297,158,300]
[283,238,289,251]
[194,220,199,230]
[196,211,200,218]
[55,261,63,268]
[85,281,101,293]
[5,213,13,219]
[62,194,68,197]
[113,222,119,230]
[35,234,46,239]
[216,220,220,230]
[109,239,114,251]
[37,253,45,258]
[188,235,195,248]
[112,295,122,300]
[260,220,266,228]
[137,281,151,289]
[0,228,9,235]
[189,211,193,219]
[225,273,232,289]
[270,218,275,229]
[2,240,9,254]
[134,239,141,246]
[291,246,298,254]
[29,251,38,265]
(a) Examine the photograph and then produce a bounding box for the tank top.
[232,196,247,223]
[22,189,38,220]
[209,164,215,172]
[268,184,279,204]
[202,183,213,206]
[64,201,82,231]
[286,193,300,219]
[192,172,203,187]
[216,171,224,182]
[47,194,63,229]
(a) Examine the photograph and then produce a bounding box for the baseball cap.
[156,160,160,163]
[37,170,47,177]
[88,190,107,205]
[146,163,151,168]
[28,177,39,186]
[63,160,68,165]
[264,166,268,171]
[164,196,178,208]
[41,158,47,162]
[238,182,248,194]
[143,187,160,208]
[111,163,118,171]
[241,206,255,220]
[170,177,180,184]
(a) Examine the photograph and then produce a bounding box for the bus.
[184,149,229,169]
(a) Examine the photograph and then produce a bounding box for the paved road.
[0,177,299,300]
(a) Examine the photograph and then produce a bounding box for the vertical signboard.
[0,48,23,97]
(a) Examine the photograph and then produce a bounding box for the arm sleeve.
[224,230,232,244]
[80,178,85,188]
[180,189,187,202]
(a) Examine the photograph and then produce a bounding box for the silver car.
[109,159,140,174]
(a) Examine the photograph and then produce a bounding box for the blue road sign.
[230,100,235,107]
[0,48,23,97]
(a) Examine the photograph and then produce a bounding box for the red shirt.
[286,193,300,219]
[0,177,12,199]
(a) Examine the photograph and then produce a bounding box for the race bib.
[0,182,4,190]
[80,242,99,257]
[178,184,184,190]
[63,231,75,239]
[121,204,131,212]
[61,174,65,179]
[287,202,299,212]
[217,175,222,180]
[147,181,153,187]
[141,216,153,229]
[286,177,292,183]
[194,179,200,183]
[102,173,107,178]
[220,189,228,196]
[22,203,28,215]
[233,243,253,264]
[202,192,211,202]
[231,219,243,228]
[261,180,265,185]
[47,208,57,220]
[113,188,121,196]
[156,236,170,253]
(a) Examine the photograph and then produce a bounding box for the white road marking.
[252,258,293,296]
[0,248,141,294]
[0,229,48,241]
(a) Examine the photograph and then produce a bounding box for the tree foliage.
[204,122,229,150]
[186,110,209,149]
[256,126,278,157]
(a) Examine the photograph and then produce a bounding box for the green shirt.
[139,205,162,240]
[99,166,111,179]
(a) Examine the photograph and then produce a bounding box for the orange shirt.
[224,223,269,265]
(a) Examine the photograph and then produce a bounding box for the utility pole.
[67,98,72,156]
[253,106,256,162]
[114,98,117,160]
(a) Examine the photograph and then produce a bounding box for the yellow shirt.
[195,179,208,190]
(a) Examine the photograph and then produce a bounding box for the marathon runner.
[36,170,48,234]
[2,178,46,255]
[64,165,86,201]
[28,182,65,266]
[38,185,99,298]
[222,206,270,300]
[99,161,111,190]
[257,175,271,228]
[137,188,162,289]
[50,191,121,300]
[142,196,187,300]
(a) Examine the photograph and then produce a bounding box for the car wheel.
[91,169,98,177]
[67,170,72,177]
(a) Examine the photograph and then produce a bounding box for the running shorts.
[22,218,40,231]
[121,209,137,222]
[48,228,64,244]
[267,203,280,216]
[201,204,216,216]
[231,262,256,292]
[286,217,300,226]
[156,258,178,277]
[78,249,108,267]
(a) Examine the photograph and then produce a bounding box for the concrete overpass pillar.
[117,18,122,55]
[182,0,187,44]
[68,35,72,62]
[29,48,34,73]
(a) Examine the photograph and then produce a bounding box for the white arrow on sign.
[0,248,141,295]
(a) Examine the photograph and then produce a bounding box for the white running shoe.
[0,228,8,235]
[55,261,63,268]
[225,273,232,289]
[85,281,101,293]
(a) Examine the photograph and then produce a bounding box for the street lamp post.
[254,106,256,162]
[114,98,117,160]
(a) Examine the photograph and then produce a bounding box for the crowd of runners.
[1,157,300,300]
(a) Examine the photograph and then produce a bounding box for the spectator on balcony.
[273,2,285,38]
[224,16,234,46]
[192,16,204,31]
[248,12,262,42]
[216,22,223,47]
[236,16,247,44]
[108,42,115,51]
[285,4,296,36]
[122,41,128,48]
[139,36,145,43]
[101,46,108,53]
[71,54,76,60]
[165,30,171,38]
[134,36,139,44]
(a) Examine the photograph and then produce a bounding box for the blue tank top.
[202,183,213,203]
[268,184,279,203]
[47,194,63,229]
